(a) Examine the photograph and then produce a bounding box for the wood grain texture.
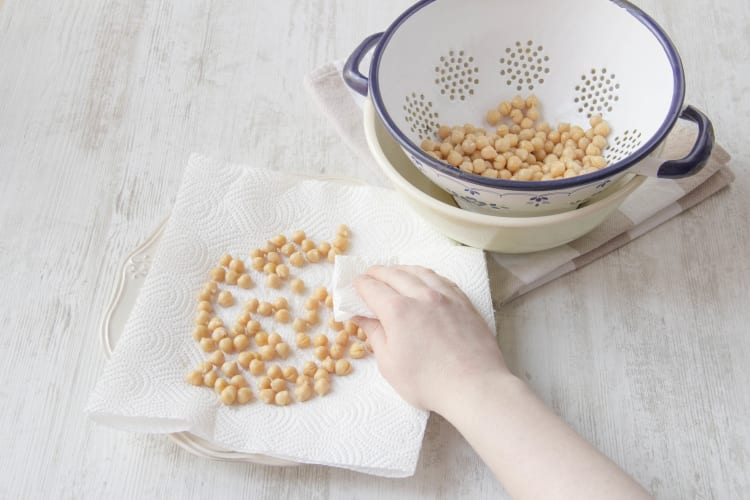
[0,0,747,498]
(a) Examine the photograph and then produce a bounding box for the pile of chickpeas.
[420,95,612,181]
[185,224,370,406]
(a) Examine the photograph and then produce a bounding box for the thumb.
[353,316,386,354]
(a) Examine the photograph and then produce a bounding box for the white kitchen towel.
[86,153,495,478]
[304,61,735,305]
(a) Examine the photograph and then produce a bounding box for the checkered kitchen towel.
[304,62,735,305]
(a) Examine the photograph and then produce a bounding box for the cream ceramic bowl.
[364,98,645,253]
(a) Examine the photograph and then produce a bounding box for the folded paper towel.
[331,255,399,321]
[304,61,735,305]
[87,153,495,477]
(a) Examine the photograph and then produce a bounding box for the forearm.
[437,371,652,500]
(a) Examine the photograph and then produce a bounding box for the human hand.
[354,265,509,414]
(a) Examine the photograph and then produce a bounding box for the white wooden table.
[1,1,748,498]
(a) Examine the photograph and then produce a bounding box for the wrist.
[433,364,526,421]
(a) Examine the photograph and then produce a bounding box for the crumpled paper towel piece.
[87,153,495,478]
[331,255,399,321]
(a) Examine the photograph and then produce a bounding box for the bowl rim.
[369,0,685,192]
[364,98,647,228]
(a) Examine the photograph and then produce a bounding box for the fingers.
[354,274,402,316]
[367,265,464,301]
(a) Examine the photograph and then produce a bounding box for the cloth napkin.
[304,61,735,305]
[87,154,495,478]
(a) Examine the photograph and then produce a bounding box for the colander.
[344,0,714,216]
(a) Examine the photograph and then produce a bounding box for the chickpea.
[224,270,238,285]
[244,357,263,375]
[295,383,314,402]
[275,391,292,406]
[293,318,308,333]
[237,387,253,404]
[594,122,610,136]
[486,109,501,126]
[236,274,253,289]
[237,352,253,369]
[306,249,321,263]
[211,327,228,342]
[197,301,213,314]
[266,332,281,347]
[203,370,218,387]
[219,337,234,354]
[289,252,305,267]
[296,375,313,386]
[334,330,349,346]
[270,234,287,247]
[273,309,290,324]
[246,320,261,335]
[257,376,272,390]
[329,344,344,360]
[314,368,330,381]
[318,241,332,255]
[260,388,275,404]
[321,357,335,374]
[300,362,317,378]
[251,256,265,271]
[314,378,331,397]
[305,310,319,325]
[263,262,277,274]
[249,248,265,259]
[218,253,233,267]
[259,345,276,361]
[233,334,250,352]
[217,290,234,308]
[325,295,334,309]
[296,333,311,348]
[214,378,229,394]
[276,264,290,280]
[255,331,269,346]
[185,370,203,386]
[200,338,217,352]
[314,346,329,361]
[290,278,305,294]
[244,298,259,313]
[220,386,237,405]
[228,259,245,274]
[344,321,358,335]
[332,236,349,251]
[349,342,366,359]
[193,325,210,341]
[221,361,238,378]
[282,366,298,382]
[198,361,213,374]
[257,301,274,316]
[230,374,247,388]
[313,334,329,347]
[267,364,283,379]
[280,242,296,256]
[275,342,291,359]
[195,310,211,326]
[335,359,352,376]
[266,251,281,265]
[210,267,226,282]
[271,378,287,392]
[357,328,367,341]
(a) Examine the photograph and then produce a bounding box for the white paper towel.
[87,153,495,477]
[331,255,399,321]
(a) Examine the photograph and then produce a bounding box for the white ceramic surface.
[363,98,646,253]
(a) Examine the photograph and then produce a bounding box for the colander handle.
[343,32,383,96]
[657,105,715,179]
